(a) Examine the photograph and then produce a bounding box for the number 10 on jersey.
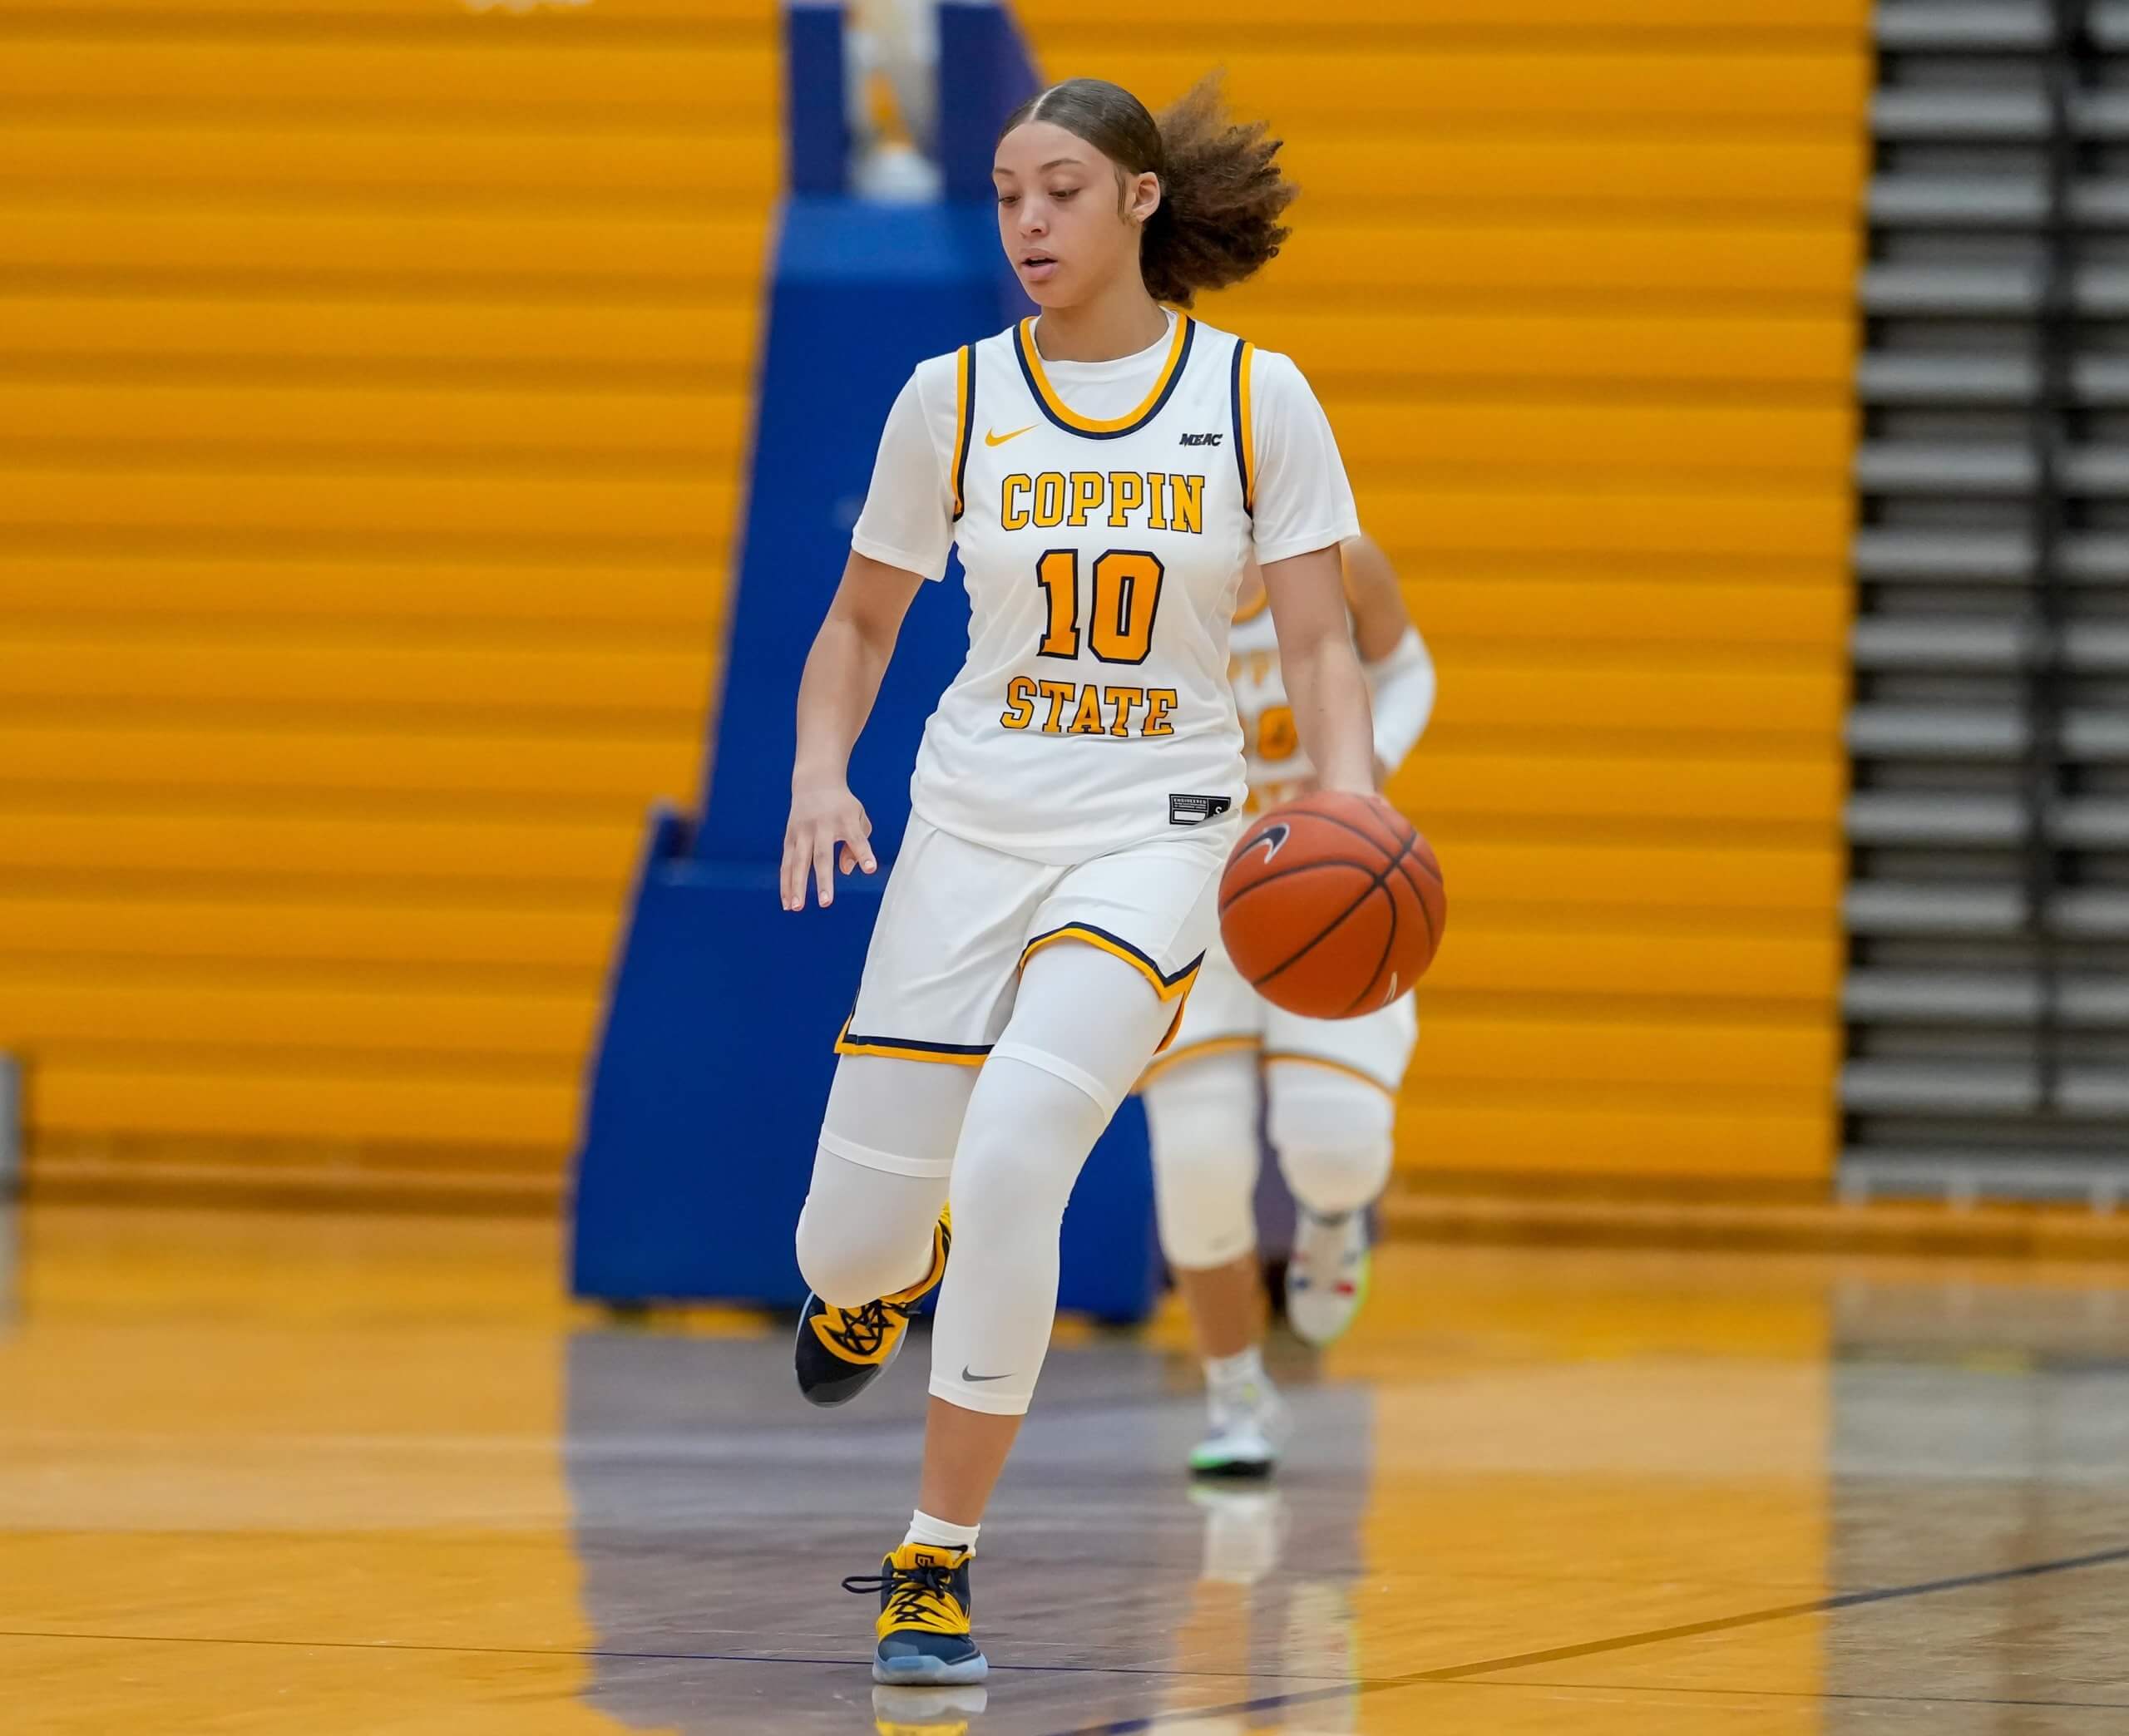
[1035,550,1165,663]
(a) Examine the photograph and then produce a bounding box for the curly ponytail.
[998,74,1298,306]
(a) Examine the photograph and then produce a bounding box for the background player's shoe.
[1188,1367,1291,1478]
[795,1206,951,1408]
[845,1542,987,1685]
[1286,1209,1371,1347]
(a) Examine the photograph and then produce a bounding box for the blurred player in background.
[1141,533,1434,1477]
[778,75,1390,1684]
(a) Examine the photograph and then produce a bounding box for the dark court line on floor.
[1050,1539,2129,1736]
[0,1625,1341,1687]
[11,1540,2124,1720]
[0,1630,855,1667]
[1507,1679,2129,1712]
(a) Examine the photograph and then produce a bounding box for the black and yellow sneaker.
[794,1206,951,1408]
[843,1541,986,1685]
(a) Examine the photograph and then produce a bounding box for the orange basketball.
[1217,792,1446,1019]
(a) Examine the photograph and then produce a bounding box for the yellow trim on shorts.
[1260,1049,1401,1097]
[1156,999,1190,1054]
[832,1014,990,1068]
[1019,923,1203,1001]
[836,927,1213,1073]
[1020,923,1203,1056]
[1136,1033,1261,1090]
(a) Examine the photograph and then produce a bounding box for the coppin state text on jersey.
[906,312,1262,864]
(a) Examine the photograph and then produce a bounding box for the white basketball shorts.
[835,813,1239,1068]
[1140,929,1419,1096]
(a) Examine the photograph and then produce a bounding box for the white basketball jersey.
[1225,589,1315,815]
[907,313,1257,863]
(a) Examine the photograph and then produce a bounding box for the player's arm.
[1341,532,1436,781]
[1262,543,1377,796]
[782,551,926,911]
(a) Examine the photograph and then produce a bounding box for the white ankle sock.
[904,1507,981,1553]
[1204,1344,1267,1397]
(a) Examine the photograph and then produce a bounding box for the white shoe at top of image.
[1188,1369,1292,1480]
[1285,1210,1372,1348]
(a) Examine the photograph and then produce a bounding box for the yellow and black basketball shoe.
[844,1541,986,1685]
[793,1206,951,1407]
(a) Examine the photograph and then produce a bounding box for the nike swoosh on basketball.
[1239,821,1291,866]
[961,1365,1011,1382]
[985,425,1034,446]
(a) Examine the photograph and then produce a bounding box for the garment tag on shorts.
[1168,793,1233,826]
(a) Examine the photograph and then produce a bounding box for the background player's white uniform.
[1143,582,1420,1101]
[837,310,1358,1079]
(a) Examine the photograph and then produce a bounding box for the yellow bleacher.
[1017,0,1868,1186]
[0,0,776,1197]
[2,0,1865,1201]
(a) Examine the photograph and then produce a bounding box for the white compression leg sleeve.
[1141,1048,1262,1271]
[1264,1063,1395,1218]
[927,943,1179,1417]
[793,1053,973,1306]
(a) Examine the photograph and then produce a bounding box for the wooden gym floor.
[2,1202,2125,1733]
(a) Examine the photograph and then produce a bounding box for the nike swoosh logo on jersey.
[984,425,1035,446]
[961,1365,1012,1382]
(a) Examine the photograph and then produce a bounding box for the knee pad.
[926,1053,1116,1422]
[948,1054,1109,1236]
[1141,1050,1262,1270]
[793,1170,937,1306]
[794,1197,905,1305]
[794,1078,954,1304]
[1266,1068,1395,1217]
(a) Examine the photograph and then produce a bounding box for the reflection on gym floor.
[2,1205,2125,1732]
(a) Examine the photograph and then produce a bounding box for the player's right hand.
[782,777,877,911]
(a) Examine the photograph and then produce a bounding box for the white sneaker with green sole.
[1188,1369,1291,1478]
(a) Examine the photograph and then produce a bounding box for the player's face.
[992,121,1153,308]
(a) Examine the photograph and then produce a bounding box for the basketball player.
[780,76,1388,1684]
[1139,533,1435,1477]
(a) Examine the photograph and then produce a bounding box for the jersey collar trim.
[1012,312,1195,439]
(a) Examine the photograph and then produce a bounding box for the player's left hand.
[782,776,877,911]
